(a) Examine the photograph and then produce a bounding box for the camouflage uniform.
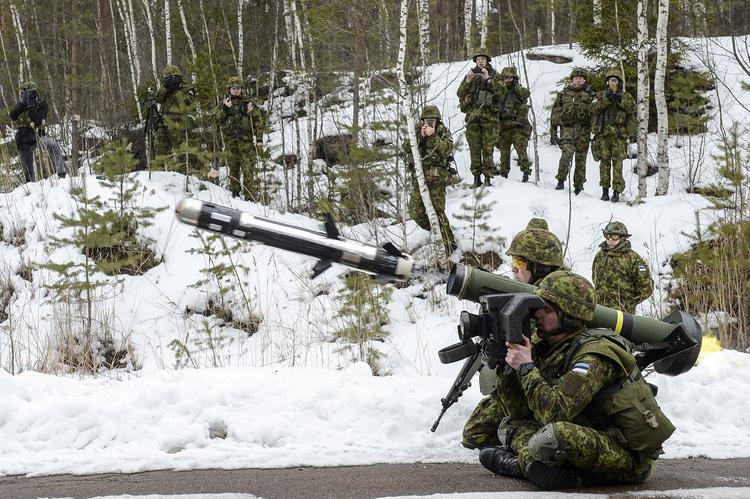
[215,76,266,198]
[496,67,531,179]
[457,49,506,183]
[154,65,197,159]
[592,221,653,313]
[8,81,49,182]
[592,69,637,198]
[550,69,593,192]
[463,227,563,449]
[402,105,457,253]
[525,218,548,231]
[478,271,674,489]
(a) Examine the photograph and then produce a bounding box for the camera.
[164,74,182,91]
[424,118,436,128]
[471,66,484,74]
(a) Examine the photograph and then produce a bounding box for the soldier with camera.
[9,81,49,183]
[153,65,197,160]
[457,48,506,188]
[495,67,531,182]
[402,105,458,255]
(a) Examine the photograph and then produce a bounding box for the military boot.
[524,461,597,490]
[483,174,492,186]
[473,175,482,188]
[600,187,610,201]
[611,191,620,202]
[574,186,583,195]
[555,180,564,190]
[479,447,523,478]
[522,172,529,183]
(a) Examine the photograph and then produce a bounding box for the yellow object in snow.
[698,335,722,360]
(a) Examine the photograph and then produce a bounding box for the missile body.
[175,198,415,281]
[447,264,702,376]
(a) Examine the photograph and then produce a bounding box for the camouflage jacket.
[457,65,506,124]
[216,95,265,145]
[155,83,196,128]
[592,240,654,313]
[592,90,636,137]
[401,121,454,173]
[498,83,531,131]
[9,96,48,146]
[497,329,627,426]
[550,85,593,129]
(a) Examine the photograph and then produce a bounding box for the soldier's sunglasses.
[606,234,622,241]
[511,257,528,271]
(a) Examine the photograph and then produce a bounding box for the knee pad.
[528,423,568,466]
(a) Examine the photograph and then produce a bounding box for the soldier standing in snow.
[591,69,637,202]
[550,68,593,195]
[9,81,49,183]
[495,67,532,183]
[457,48,506,188]
[591,221,654,314]
[402,105,458,255]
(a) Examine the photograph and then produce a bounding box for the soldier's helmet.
[500,67,518,78]
[604,68,623,82]
[603,221,631,237]
[472,48,492,63]
[570,68,588,79]
[420,105,441,120]
[534,270,596,322]
[526,218,549,231]
[506,228,564,267]
[227,76,244,89]
[22,81,38,92]
[162,65,182,79]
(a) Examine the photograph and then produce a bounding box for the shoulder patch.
[571,362,590,377]
[637,264,648,272]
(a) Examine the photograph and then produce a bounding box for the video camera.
[471,66,484,75]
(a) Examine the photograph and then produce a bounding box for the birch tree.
[636,0,650,198]
[549,0,556,45]
[164,0,173,66]
[655,0,670,195]
[479,0,489,49]
[593,0,602,27]
[464,0,473,57]
[9,3,32,83]
[237,0,246,77]
[397,0,447,265]
[176,0,197,77]
[140,0,159,83]
[417,0,431,65]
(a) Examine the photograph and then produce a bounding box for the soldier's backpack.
[563,330,676,460]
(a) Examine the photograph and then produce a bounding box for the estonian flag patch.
[638,264,648,272]
[571,362,590,376]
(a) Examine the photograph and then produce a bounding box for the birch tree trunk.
[125,0,142,84]
[283,0,297,67]
[479,0,489,49]
[654,0,670,195]
[636,0,650,198]
[593,0,602,26]
[418,0,431,65]
[108,0,124,97]
[164,0,173,65]
[176,0,197,78]
[10,3,32,83]
[464,0,473,57]
[198,0,219,99]
[549,0,556,45]
[397,0,447,264]
[237,0,245,77]
[380,0,392,60]
[116,0,143,120]
[140,0,159,84]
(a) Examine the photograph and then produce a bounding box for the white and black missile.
[175,198,415,281]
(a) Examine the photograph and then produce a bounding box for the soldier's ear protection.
[559,311,585,332]
[527,262,556,283]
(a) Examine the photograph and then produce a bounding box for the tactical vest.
[460,75,500,114]
[562,330,676,459]
[498,87,524,120]
[555,87,592,127]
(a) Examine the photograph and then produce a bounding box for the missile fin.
[324,213,340,239]
[311,259,333,279]
[382,242,404,257]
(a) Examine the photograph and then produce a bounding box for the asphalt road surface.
[2,458,749,499]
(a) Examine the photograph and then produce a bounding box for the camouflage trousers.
[556,126,590,189]
[225,140,259,199]
[466,120,499,177]
[409,174,456,252]
[496,126,531,176]
[154,127,175,159]
[463,392,652,485]
[596,134,627,193]
[510,421,652,485]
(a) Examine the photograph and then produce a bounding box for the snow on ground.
[0,39,749,485]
